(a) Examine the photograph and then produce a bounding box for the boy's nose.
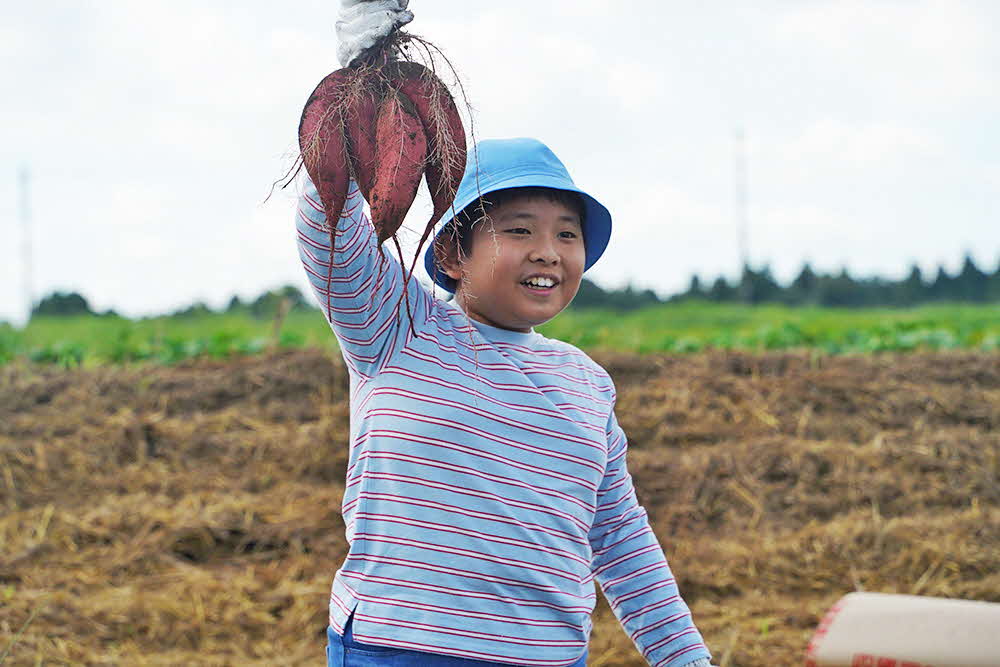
[528,240,559,265]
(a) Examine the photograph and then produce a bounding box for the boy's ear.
[433,230,464,282]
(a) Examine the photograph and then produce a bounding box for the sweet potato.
[298,69,352,321]
[295,29,468,336]
[298,69,351,227]
[389,62,467,226]
[386,62,467,290]
[368,91,428,247]
[342,73,380,200]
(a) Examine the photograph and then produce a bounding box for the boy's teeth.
[523,277,555,288]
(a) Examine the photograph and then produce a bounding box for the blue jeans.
[326,610,588,667]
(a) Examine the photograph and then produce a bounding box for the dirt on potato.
[1,349,997,666]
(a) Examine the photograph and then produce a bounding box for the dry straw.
[1,349,997,665]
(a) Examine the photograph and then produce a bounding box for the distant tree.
[928,265,956,301]
[955,253,989,302]
[569,278,660,311]
[171,301,214,318]
[226,295,244,312]
[636,287,662,309]
[896,264,925,306]
[617,283,661,310]
[31,291,94,317]
[988,258,1000,302]
[249,285,314,319]
[570,278,609,309]
[860,276,896,306]
[738,264,782,304]
[706,276,736,302]
[788,263,819,305]
[683,275,704,300]
[817,268,860,307]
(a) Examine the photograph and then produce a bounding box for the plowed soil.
[1,350,997,666]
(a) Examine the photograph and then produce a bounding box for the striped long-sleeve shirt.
[295,176,713,667]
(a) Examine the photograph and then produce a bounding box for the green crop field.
[542,301,1000,354]
[2,301,998,367]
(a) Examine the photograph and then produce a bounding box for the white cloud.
[774,0,992,107]
[1,1,998,323]
[584,183,737,295]
[778,118,941,169]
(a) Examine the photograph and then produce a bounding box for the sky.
[1,1,998,325]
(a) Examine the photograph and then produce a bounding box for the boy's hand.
[336,0,414,67]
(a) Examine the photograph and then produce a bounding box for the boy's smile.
[440,196,586,333]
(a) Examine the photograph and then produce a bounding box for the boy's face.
[439,196,586,333]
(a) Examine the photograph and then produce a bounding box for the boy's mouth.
[520,275,560,293]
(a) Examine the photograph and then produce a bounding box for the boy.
[295,137,714,667]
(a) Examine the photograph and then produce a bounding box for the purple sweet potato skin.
[368,91,427,246]
[391,62,467,225]
[343,75,380,200]
[298,69,351,226]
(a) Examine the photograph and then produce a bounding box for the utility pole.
[19,165,33,323]
[733,126,750,302]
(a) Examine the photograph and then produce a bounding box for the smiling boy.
[296,137,713,667]
[434,186,587,332]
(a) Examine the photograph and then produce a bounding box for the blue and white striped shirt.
[295,177,712,667]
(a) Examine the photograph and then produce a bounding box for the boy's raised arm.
[295,175,428,378]
[588,409,714,667]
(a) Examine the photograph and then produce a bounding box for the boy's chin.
[455,289,571,331]
[469,305,560,333]
[505,304,565,331]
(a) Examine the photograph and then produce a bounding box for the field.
[3,301,999,366]
[1,346,997,665]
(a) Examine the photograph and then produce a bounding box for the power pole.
[19,165,33,322]
[733,127,750,302]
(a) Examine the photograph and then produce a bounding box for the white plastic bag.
[336,0,414,67]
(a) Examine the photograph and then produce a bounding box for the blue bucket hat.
[423,137,613,293]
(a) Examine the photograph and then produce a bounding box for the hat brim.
[423,173,612,293]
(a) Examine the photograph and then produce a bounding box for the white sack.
[336,0,414,68]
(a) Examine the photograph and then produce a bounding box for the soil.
[1,349,997,665]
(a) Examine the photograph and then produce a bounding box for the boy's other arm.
[588,408,714,667]
[295,174,429,378]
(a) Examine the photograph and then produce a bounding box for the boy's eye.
[505,228,578,238]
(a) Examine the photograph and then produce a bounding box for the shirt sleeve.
[587,407,713,667]
[294,174,430,378]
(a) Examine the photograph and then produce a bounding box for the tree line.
[27,252,1000,318]
[29,286,314,320]
[572,253,1000,310]
[673,253,1000,308]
